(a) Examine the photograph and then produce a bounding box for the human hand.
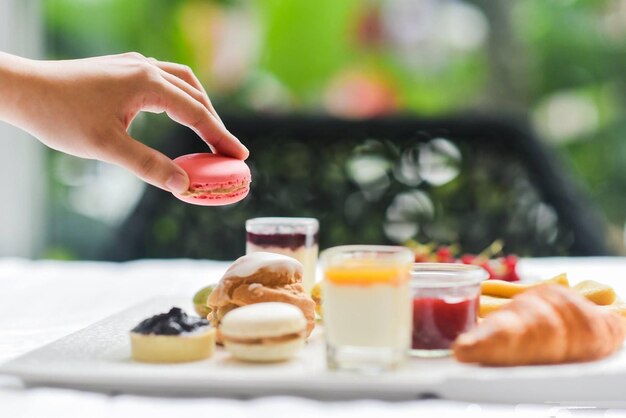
[0,52,248,193]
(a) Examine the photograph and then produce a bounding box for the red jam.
[247,232,318,251]
[412,296,479,350]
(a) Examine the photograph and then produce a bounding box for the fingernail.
[165,172,189,194]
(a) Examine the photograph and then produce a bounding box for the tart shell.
[130,328,216,363]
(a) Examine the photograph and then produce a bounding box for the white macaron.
[221,302,307,362]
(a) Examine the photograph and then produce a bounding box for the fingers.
[141,77,249,160]
[104,131,190,194]
[148,58,224,126]
[120,53,247,159]
[157,70,220,126]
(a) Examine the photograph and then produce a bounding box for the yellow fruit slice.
[603,299,626,318]
[481,273,569,298]
[479,295,510,317]
[311,282,323,318]
[573,280,616,306]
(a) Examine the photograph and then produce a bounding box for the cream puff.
[207,252,316,342]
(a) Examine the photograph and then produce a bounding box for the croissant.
[453,284,626,366]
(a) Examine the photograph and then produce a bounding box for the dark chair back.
[107,115,608,260]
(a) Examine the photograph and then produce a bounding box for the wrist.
[0,52,40,126]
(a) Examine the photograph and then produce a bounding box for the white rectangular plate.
[2,296,626,403]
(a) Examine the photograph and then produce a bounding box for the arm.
[0,51,248,193]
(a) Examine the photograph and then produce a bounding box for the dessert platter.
[4,156,626,402]
[3,238,626,403]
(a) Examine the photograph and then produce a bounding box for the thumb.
[104,133,189,193]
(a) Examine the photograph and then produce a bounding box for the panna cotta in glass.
[321,245,413,372]
[246,217,319,293]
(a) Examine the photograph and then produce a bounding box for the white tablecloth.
[2,257,626,417]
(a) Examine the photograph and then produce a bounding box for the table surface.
[2,257,626,417]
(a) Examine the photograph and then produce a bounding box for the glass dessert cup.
[321,245,413,373]
[410,263,488,358]
[246,217,319,293]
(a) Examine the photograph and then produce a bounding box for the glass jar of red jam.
[410,263,488,357]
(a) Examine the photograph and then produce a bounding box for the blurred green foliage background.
[41,0,626,258]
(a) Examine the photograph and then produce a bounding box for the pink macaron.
[173,153,251,206]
